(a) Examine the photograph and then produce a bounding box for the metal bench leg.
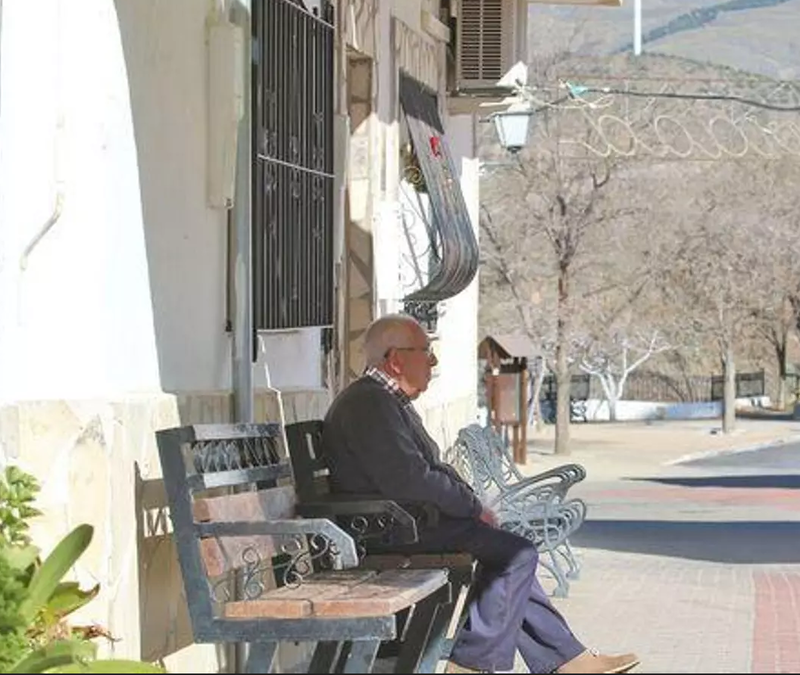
[377,607,412,659]
[307,641,343,673]
[559,540,581,580]
[394,585,452,673]
[339,639,380,673]
[439,566,474,662]
[244,642,278,673]
[539,552,570,598]
[416,596,457,673]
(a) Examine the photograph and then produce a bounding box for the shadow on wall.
[113,0,229,394]
[129,389,330,664]
[134,463,197,663]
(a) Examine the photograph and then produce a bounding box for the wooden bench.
[284,420,475,668]
[156,423,454,673]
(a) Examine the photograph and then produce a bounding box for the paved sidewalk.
[505,417,800,674]
[519,418,800,480]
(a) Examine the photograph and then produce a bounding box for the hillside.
[527,0,800,80]
[477,4,800,399]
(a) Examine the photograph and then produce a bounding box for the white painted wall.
[0,0,327,402]
[368,0,481,413]
[568,397,773,422]
[0,0,478,405]
[421,113,481,407]
[0,0,163,402]
[112,0,230,395]
[373,0,401,321]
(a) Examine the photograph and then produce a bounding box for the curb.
[664,433,800,466]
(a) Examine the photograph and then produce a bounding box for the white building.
[0,0,613,670]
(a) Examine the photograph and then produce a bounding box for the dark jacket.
[322,376,482,520]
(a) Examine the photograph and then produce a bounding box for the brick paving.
[588,484,800,514]
[543,552,756,674]
[752,571,800,674]
[502,418,800,674]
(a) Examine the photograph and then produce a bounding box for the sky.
[528,0,800,80]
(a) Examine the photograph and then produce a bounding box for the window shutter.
[458,0,505,86]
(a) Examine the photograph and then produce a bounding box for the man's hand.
[478,507,498,528]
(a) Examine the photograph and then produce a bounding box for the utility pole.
[232,0,253,427]
[633,0,642,55]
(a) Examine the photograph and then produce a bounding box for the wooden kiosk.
[478,334,535,465]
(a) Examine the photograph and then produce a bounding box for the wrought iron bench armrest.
[498,497,586,538]
[496,463,585,501]
[501,500,586,545]
[488,481,560,511]
[195,518,359,568]
[296,496,420,545]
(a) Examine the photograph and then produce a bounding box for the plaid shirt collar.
[365,366,412,407]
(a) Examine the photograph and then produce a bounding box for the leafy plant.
[0,549,29,670]
[0,466,41,669]
[0,466,165,673]
[0,465,42,548]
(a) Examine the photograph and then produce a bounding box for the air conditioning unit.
[454,0,528,92]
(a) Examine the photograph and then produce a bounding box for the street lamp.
[488,107,533,154]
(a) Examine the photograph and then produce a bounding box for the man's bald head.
[363,314,423,367]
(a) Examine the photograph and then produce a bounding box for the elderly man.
[322,314,639,674]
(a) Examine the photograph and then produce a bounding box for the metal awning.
[399,73,479,302]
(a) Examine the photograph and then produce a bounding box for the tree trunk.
[530,359,547,433]
[604,374,619,422]
[777,334,788,411]
[722,345,736,434]
[778,376,787,412]
[554,264,571,455]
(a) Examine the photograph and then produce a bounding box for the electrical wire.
[562,81,800,112]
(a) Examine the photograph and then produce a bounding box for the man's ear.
[383,352,402,376]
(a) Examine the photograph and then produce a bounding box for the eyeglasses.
[385,345,435,357]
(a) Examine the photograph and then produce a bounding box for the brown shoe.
[557,649,640,674]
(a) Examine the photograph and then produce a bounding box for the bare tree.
[757,293,800,409]
[480,49,800,444]
[481,113,650,454]
[746,161,800,409]
[578,329,671,421]
[656,163,774,432]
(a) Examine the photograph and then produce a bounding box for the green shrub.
[0,465,165,673]
[0,465,41,548]
[0,466,41,669]
[0,549,29,670]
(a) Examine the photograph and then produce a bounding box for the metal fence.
[624,372,716,403]
[541,374,591,402]
[710,370,766,401]
[537,369,765,403]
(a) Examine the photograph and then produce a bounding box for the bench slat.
[194,486,297,576]
[360,553,473,571]
[313,569,448,618]
[194,486,296,522]
[228,570,379,618]
[223,569,448,619]
[199,535,274,577]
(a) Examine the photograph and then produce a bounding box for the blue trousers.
[397,518,585,673]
